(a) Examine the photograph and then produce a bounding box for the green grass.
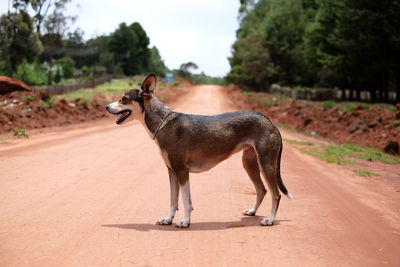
[300,146,355,165]
[285,139,315,146]
[59,78,140,100]
[287,139,400,165]
[337,143,400,164]
[353,169,379,177]
[338,103,358,112]
[13,128,29,138]
[23,95,35,103]
[321,100,336,108]
[40,97,55,109]
[243,91,290,107]
[393,120,400,126]
[275,123,294,131]
[0,141,10,144]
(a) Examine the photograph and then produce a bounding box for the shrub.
[13,60,47,86]
[13,127,29,138]
[40,97,54,109]
[57,57,75,78]
[23,95,35,103]
[322,100,336,109]
[54,67,62,84]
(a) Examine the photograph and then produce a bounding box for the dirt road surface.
[1,85,399,266]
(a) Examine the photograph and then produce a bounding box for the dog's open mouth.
[115,110,132,124]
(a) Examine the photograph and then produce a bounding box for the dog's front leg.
[157,169,180,225]
[176,171,193,228]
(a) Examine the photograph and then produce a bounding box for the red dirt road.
[1,85,399,266]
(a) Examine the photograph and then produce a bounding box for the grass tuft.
[288,139,400,165]
[13,128,29,138]
[353,169,379,177]
[285,139,314,146]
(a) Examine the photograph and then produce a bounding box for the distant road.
[0,85,399,266]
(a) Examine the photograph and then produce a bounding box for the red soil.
[225,85,400,153]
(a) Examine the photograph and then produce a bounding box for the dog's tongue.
[117,111,130,124]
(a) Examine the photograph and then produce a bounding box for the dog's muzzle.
[106,104,132,125]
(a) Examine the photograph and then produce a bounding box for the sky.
[1,0,240,77]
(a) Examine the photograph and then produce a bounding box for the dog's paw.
[157,217,173,225]
[243,208,256,216]
[260,217,274,226]
[175,219,190,228]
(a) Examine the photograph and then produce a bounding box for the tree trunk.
[341,87,346,100]
[370,87,376,103]
[356,88,361,101]
[349,88,354,101]
[396,75,400,103]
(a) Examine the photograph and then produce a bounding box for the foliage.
[285,139,314,146]
[242,91,290,107]
[13,60,47,86]
[12,0,72,35]
[108,22,150,75]
[58,78,139,100]
[23,95,36,103]
[147,46,168,77]
[0,10,43,73]
[228,0,400,103]
[353,169,379,177]
[53,66,62,83]
[40,97,55,109]
[191,73,227,85]
[56,56,75,78]
[291,140,400,165]
[175,62,198,79]
[321,101,336,109]
[13,127,29,138]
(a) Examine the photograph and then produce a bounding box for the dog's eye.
[121,96,129,104]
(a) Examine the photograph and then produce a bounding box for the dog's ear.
[141,74,157,96]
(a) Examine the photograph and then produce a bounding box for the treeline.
[0,0,168,86]
[227,0,400,103]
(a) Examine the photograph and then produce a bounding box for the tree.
[0,10,43,74]
[228,32,276,90]
[12,0,72,35]
[109,22,150,75]
[228,0,318,90]
[56,56,75,78]
[41,4,76,84]
[177,62,198,79]
[147,46,168,77]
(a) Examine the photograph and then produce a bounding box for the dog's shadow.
[102,216,291,232]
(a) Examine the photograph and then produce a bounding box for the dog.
[106,74,291,228]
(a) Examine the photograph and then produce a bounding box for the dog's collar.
[153,111,174,140]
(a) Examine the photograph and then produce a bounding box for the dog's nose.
[106,105,110,112]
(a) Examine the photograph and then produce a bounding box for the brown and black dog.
[106,74,291,228]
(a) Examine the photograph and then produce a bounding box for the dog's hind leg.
[242,146,267,216]
[255,141,281,226]
[157,168,180,225]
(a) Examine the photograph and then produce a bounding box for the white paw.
[260,217,274,226]
[175,219,190,228]
[243,208,256,216]
[157,217,173,225]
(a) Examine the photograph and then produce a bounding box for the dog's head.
[106,74,157,125]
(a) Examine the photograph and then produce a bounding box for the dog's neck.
[141,96,173,139]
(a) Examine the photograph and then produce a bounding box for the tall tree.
[108,22,150,75]
[12,0,72,35]
[147,46,168,77]
[0,10,43,73]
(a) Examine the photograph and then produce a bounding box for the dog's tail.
[276,139,293,199]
